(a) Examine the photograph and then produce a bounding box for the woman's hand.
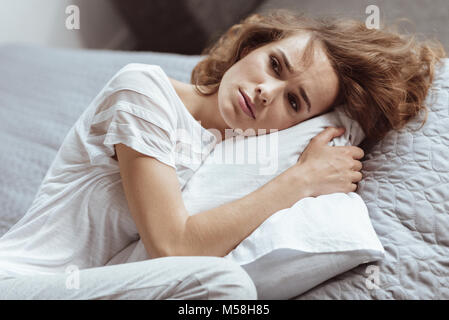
[286,127,364,197]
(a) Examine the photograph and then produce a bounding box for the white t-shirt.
[0,63,217,278]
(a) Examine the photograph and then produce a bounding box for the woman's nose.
[256,88,267,104]
[256,82,282,106]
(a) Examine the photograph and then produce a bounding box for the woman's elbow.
[148,243,211,258]
[145,239,194,258]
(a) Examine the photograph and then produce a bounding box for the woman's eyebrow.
[300,87,311,113]
[278,48,295,74]
[278,48,312,113]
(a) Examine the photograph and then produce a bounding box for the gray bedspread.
[0,44,200,236]
[299,60,449,299]
[1,43,448,299]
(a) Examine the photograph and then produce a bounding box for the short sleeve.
[85,64,179,169]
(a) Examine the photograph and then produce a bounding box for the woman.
[0,9,445,299]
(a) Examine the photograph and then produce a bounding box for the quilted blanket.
[298,59,449,299]
[0,43,448,299]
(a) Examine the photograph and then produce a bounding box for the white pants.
[0,256,257,300]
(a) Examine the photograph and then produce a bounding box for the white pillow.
[107,107,384,299]
[180,106,384,299]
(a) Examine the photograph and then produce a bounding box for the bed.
[1,43,448,299]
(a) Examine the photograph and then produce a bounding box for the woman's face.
[217,33,339,134]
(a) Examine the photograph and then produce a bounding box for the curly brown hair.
[191,9,446,149]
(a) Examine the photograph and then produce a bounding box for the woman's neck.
[168,77,228,139]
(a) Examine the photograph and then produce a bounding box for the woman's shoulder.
[116,63,164,76]
[99,63,184,122]
[107,63,171,96]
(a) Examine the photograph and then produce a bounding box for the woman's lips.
[238,89,255,119]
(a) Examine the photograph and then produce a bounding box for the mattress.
[0,43,448,299]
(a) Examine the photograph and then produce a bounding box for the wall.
[256,0,449,51]
[0,0,135,49]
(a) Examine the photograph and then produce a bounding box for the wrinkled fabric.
[106,106,384,299]
[0,63,216,279]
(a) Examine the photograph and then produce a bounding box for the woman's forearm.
[148,128,362,258]
[177,166,312,257]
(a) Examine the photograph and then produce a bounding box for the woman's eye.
[270,56,299,112]
[288,93,299,112]
[270,56,281,75]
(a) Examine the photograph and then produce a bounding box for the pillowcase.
[181,106,384,299]
[182,106,366,211]
[107,107,384,299]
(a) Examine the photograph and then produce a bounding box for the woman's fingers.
[293,129,366,196]
[352,160,363,172]
[350,170,363,183]
[312,128,365,160]
[351,146,365,160]
[334,145,365,160]
[312,127,346,145]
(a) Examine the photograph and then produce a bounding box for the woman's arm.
[115,127,364,258]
